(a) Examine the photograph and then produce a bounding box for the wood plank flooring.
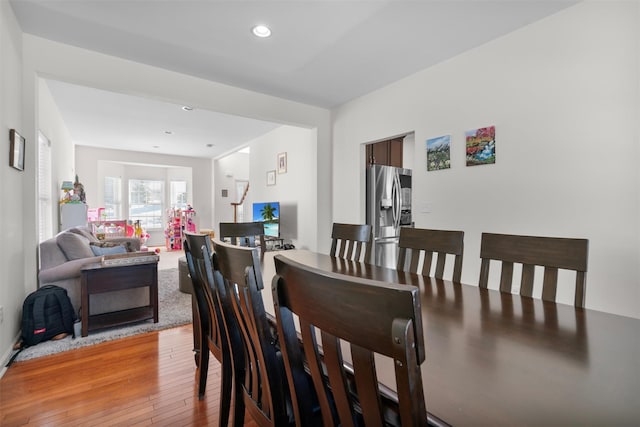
[0,325,257,426]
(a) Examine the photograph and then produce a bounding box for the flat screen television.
[252,201,280,237]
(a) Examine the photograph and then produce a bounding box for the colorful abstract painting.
[466,125,496,166]
[426,135,451,171]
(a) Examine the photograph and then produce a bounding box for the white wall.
[214,151,250,227]
[332,1,640,318]
[249,125,317,249]
[0,0,24,368]
[214,125,317,249]
[76,146,208,246]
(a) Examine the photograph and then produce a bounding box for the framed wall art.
[9,129,25,171]
[277,152,287,173]
[267,170,276,186]
[426,135,451,171]
[465,125,496,166]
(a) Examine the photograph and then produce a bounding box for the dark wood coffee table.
[80,259,159,337]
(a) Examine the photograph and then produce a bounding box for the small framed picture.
[9,129,25,171]
[267,170,276,186]
[277,152,287,174]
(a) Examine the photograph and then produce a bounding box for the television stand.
[264,236,284,251]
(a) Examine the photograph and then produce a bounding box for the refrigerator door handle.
[392,172,401,229]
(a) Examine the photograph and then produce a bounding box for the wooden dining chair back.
[211,238,293,427]
[397,227,464,282]
[330,222,372,263]
[479,232,589,307]
[183,232,243,427]
[273,254,427,427]
[219,221,267,260]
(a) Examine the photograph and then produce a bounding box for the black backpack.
[20,285,77,347]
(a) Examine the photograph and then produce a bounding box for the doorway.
[365,137,403,168]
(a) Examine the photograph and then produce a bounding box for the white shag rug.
[12,268,191,362]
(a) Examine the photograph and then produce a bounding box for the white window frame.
[129,179,164,230]
[103,176,122,220]
[37,131,53,242]
[170,180,188,210]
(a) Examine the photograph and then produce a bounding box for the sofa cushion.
[68,226,99,243]
[57,232,94,260]
[89,242,128,256]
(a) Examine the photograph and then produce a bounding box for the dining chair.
[397,227,464,282]
[211,238,294,426]
[183,232,243,427]
[329,222,372,263]
[478,232,589,307]
[219,221,267,260]
[273,254,428,427]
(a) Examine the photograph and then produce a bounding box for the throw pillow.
[89,242,128,256]
[92,240,135,252]
[57,232,95,260]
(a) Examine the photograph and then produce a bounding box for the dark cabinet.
[366,138,403,168]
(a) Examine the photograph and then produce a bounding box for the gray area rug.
[14,268,191,362]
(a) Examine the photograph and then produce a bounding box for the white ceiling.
[11,0,577,159]
[43,79,282,159]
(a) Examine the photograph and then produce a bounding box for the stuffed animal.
[73,175,86,203]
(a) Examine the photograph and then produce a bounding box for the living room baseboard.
[0,330,22,379]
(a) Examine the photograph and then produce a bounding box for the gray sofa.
[38,226,149,316]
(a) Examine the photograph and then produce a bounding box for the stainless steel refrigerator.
[366,165,412,268]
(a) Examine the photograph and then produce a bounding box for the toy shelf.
[165,207,196,250]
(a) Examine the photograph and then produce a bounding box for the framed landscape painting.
[426,135,451,171]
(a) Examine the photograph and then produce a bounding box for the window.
[129,179,163,229]
[170,180,187,209]
[103,176,122,220]
[37,132,53,242]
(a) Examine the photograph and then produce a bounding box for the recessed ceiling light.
[182,105,193,111]
[153,145,160,148]
[252,25,271,38]
[206,143,214,148]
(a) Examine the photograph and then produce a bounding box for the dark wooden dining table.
[262,250,640,426]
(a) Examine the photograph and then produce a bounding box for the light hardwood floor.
[0,324,257,426]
